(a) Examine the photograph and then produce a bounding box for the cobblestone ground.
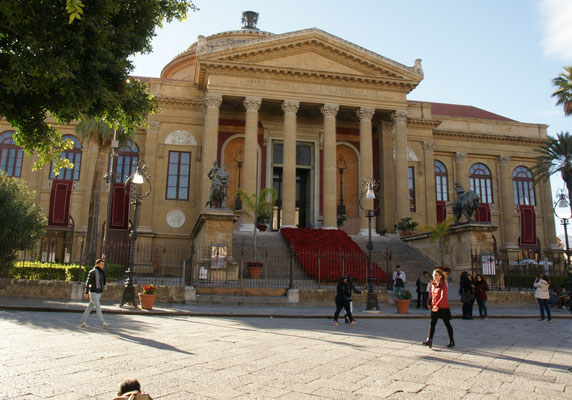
[1,311,571,399]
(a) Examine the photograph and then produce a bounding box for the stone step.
[194,294,289,306]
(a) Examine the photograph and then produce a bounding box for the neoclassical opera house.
[0,12,559,264]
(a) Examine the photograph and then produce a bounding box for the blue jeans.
[476,299,488,317]
[537,298,551,321]
[393,286,404,297]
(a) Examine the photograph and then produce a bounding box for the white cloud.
[540,0,572,62]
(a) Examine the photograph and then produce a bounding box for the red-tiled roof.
[411,101,515,122]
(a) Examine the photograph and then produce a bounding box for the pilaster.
[201,93,223,211]
[379,121,395,231]
[394,111,409,222]
[423,141,437,226]
[498,155,518,252]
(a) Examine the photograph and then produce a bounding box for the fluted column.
[394,111,410,222]
[357,107,375,233]
[423,141,437,226]
[242,97,262,230]
[281,100,299,228]
[201,93,223,210]
[321,104,339,229]
[454,152,468,192]
[379,121,395,231]
[498,155,518,251]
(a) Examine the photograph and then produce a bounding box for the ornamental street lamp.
[121,161,151,307]
[358,177,381,311]
[234,147,244,210]
[554,188,572,312]
[337,155,347,217]
[102,131,119,260]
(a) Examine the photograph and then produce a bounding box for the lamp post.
[358,177,381,310]
[121,161,151,307]
[337,155,347,217]
[554,188,572,312]
[234,147,244,210]
[102,131,119,259]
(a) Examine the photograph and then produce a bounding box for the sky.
[131,0,572,240]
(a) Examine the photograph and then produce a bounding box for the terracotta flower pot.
[395,299,411,314]
[247,264,263,279]
[139,293,156,310]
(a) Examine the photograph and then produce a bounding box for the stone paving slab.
[1,309,571,399]
[1,296,571,319]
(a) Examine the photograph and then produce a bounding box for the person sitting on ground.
[557,285,570,309]
[114,379,153,400]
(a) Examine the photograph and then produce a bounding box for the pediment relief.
[197,29,422,86]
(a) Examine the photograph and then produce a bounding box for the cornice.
[434,129,546,145]
[158,96,203,109]
[407,118,442,129]
[196,60,417,91]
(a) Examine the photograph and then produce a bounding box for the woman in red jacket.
[422,268,455,348]
[474,274,489,319]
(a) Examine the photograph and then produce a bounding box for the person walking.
[80,258,110,328]
[459,271,475,320]
[417,271,430,309]
[392,265,406,298]
[474,274,489,319]
[422,268,455,348]
[333,276,356,326]
[534,274,552,322]
[343,274,362,323]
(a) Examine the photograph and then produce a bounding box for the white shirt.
[533,279,549,299]
[392,270,406,284]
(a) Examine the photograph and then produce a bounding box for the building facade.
[0,16,559,264]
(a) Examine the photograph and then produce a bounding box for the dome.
[161,12,275,80]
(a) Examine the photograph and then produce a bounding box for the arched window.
[469,163,493,203]
[115,141,139,183]
[50,135,82,181]
[434,160,448,202]
[512,166,535,205]
[0,131,23,177]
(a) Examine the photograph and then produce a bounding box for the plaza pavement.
[0,297,571,400]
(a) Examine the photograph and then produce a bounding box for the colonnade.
[200,93,412,232]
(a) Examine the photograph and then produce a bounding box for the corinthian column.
[379,121,396,231]
[394,111,409,222]
[201,93,223,210]
[281,100,299,228]
[423,141,437,226]
[321,104,339,229]
[242,97,262,230]
[498,155,518,252]
[357,107,375,233]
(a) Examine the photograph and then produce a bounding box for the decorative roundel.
[166,209,185,229]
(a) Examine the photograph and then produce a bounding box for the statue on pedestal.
[205,160,229,209]
[449,181,480,224]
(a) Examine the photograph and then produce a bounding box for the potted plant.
[246,261,263,279]
[139,284,157,310]
[234,187,277,273]
[396,217,419,236]
[395,288,412,314]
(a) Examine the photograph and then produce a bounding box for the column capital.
[281,100,300,115]
[498,155,511,166]
[454,152,467,163]
[321,103,339,118]
[379,121,394,135]
[393,111,409,125]
[422,141,435,153]
[145,120,161,134]
[356,107,375,121]
[204,93,223,109]
[243,97,262,112]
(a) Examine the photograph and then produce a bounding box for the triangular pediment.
[196,28,423,91]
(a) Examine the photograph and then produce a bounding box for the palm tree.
[421,218,453,268]
[234,187,277,260]
[552,66,572,116]
[532,132,572,217]
[75,119,129,267]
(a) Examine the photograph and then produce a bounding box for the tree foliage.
[552,66,572,117]
[0,0,197,170]
[421,218,453,268]
[532,131,572,216]
[0,172,46,271]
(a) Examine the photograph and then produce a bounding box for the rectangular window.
[166,151,191,200]
[408,167,416,212]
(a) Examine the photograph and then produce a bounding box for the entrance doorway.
[271,166,313,230]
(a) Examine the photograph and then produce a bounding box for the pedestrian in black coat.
[333,276,356,325]
[342,274,362,323]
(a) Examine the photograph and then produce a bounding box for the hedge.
[8,261,126,281]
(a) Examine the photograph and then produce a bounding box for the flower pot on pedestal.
[395,299,411,314]
[139,293,156,310]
